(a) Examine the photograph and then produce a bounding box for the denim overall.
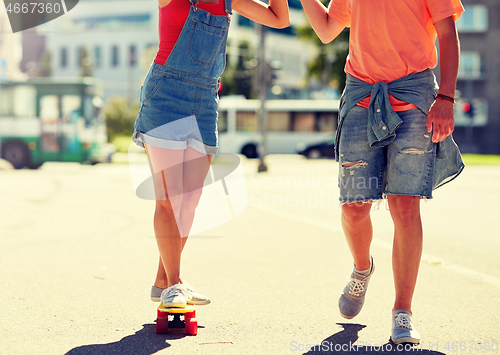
[133,0,232,154]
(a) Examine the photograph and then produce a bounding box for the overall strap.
[224,0,232,16]
[188,0,199,5]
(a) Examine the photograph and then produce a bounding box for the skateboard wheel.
[156,317,169,334]
[157,309,168,319]
[184,310,195,321]
[185,318,197,335]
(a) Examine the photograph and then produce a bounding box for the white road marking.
[256,206,500,288]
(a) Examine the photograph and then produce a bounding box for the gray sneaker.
[151,285,165,302]
[160,283,191,308]
[339,257,374,319]
[391,310,420,344]
[152,283,211,305]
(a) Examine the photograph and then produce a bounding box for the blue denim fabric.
[335,69,464,190]
[339,106,436,202]
[133,0,232,154]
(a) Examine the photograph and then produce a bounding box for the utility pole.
[256,23,268,172]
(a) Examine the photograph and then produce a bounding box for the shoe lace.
[395,313,413,330]
[167,284,190,299]
[348,278,365,296]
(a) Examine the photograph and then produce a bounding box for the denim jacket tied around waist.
[335,69,464,190]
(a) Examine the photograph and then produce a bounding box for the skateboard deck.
[156,303,197,335]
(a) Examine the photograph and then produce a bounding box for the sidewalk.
[0,156,499,354]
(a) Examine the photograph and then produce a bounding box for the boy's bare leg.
[341,202,373,270]
[388,195,423,313]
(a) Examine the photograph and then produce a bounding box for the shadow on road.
[304,323,446,354]
[65,323,192,355]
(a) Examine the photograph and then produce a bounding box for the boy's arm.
[233,0,290,29]
[299,0,345,43]
[426,16,460,142]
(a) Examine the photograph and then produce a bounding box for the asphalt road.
[1,155,499,355]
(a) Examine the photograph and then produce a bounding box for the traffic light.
[462,101,475,119]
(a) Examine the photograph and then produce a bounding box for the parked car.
[297,137,335,159]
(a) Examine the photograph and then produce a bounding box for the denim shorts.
[133,63,219,155]
[338,105,436,203]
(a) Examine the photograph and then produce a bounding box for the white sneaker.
[183,282,211,305]
[152,282,211,305]
[391,310,420,344]
[160,284,192,308]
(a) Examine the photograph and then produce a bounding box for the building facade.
[0,9,23,81]
[453,0,500,154]
[40,0,317,102]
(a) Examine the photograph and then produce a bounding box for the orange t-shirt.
[328,0,464,111]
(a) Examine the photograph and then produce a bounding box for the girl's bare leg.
[148,146,211,288]
[179,147,212,239]
[146,144,184,287]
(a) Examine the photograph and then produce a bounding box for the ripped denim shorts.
[338,105,436,204]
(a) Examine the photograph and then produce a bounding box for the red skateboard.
[156,303,197,335]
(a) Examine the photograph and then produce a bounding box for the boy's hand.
[426,99,455,142]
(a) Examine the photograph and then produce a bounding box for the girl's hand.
[233,0,290,29]
[300,0,344,43]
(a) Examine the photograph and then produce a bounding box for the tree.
[78,46,93,77]
[295,12,349,93]
[220,40,256,98]
[103,97,140,141]
[39,48,52,77]
[233,41,255,98]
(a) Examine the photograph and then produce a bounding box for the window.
[268,112,290,131]
[236,111,259,132]
[72,14,151,31]
[0,88,14,116]
[0,86,36,117]
[62,95,82,123]
[60,47,68,68]
[458,51,482,79]
[129,45,137,67]
[94,46,102,69]
[40,95,60,152]
[292,113,315,132]
[456,5,488,32]
[111,45,119,67]
[14,86,36,117]
[318,112,336,132]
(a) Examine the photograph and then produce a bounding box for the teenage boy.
[300,0,464,344]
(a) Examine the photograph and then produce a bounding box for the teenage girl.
[133,0,289,307]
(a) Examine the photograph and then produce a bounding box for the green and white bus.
[0,78,112,169]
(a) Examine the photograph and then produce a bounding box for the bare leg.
[179,147,212,238]
[341,202,373,270]
[387,195,422,313]
[154,240,187,289]
[146,144,184,287]
[148,146,211,289]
